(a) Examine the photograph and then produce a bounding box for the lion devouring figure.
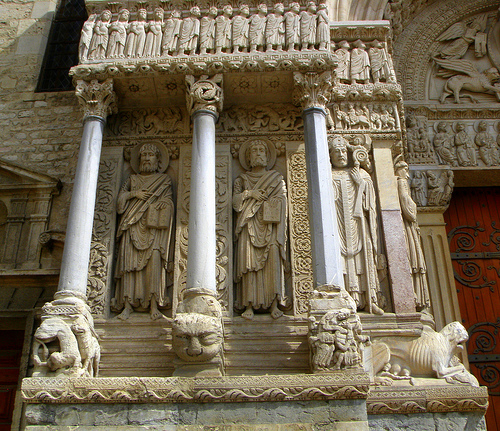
[372,322,478,386]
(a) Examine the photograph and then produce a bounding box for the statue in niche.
[79,14,97,61]
[215,5,233,54]
[125,8,148,58]
[475,121,499,166]
[162,10,182,56]
[88,10,111,60]
[316,3,329,51]
[300,2,317,51]
[410,171,426,207]
[265,3,285,52]
[335,40,351,83]
[107,9,129,59]
[233,140,288,320]
[350,39,370,84]
[113,143,174,320]
[284,2,300,51]
[200,6,217,55]
[329,136,384,315]
[395,160,430,312]
[433,122,456,166]
[232,4,250,53]
[178,6,201,55]
[249,3,267,53]
[144,8,164,57]
[454,122,477,166]
[368,40,390,83]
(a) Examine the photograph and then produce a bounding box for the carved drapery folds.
[185,74,223,115]
[293,71,332,111]
[409,167,454,209]
[75,79,117,119]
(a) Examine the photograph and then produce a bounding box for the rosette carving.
[185,74,223,115]
[75,79,117,119]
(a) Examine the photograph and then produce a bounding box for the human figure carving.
[113,143,174,320]
[216,5,233,54]
[368,40,390,83]
[454,122,476,166]
[410,171,426,207]
[79,14,97,61]
[433,122,456,166]
[329,136,384,315]
[232,5,250,53]
[300,2,317,50]
[265,3,285,52]
[316,3,329,51]
[107,9,129,59]
[284,2,300,51]
[162,10,182,56]
[200,6,217,55]
[350,39,370,84]
[125,8,148,58]
[395,161,430,311]
[233,140,288,320]
[475,121,499,166]
[144,8,164,57]
[178,6,201,55]
[88,10,111,60]
[335,40,351,83]
[249,3,268,53]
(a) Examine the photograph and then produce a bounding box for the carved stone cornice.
[185,74,223,116]
[331,83,402,102]
[293,71,333,111]
[75,79,118,120]
[22,373,370,404]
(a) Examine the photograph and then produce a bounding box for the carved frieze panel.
[328,102,400,133]
[408,167,454,209]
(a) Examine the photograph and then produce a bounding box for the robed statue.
[233,140,288,320]
[113,143,174,320]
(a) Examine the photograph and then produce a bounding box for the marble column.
[293,71,344,290]
[172,74,224,377]
[30,79,116,378]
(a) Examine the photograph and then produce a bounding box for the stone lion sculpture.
[372,322,478,386]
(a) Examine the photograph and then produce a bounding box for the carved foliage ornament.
[185,74,223,115]
[75,79,118,119]
[293,71,332,110]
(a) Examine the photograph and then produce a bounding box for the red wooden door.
[445,187,500,431]
[0,330,24,431]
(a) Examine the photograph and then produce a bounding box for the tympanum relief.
[112,143,175,320]
[233,139,288,320]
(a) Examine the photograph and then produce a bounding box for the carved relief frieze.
[405,115,436,164]
[408,167,454,209]
[328,102,400,133]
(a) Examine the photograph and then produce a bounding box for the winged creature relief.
[436,15,488,59]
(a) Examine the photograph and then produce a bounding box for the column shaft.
[302,107,344,289]
[186,110,217,293]
[58,116,104,295]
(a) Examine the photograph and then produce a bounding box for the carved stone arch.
[393,0,498,101]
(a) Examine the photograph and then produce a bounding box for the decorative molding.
[75,79,118,119]
[22,373,370,404]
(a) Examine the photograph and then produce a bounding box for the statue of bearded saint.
[233,141,288,320]
[329,136,384,315]
[113,143,174,320]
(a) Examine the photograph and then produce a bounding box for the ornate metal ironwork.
[482,221,500,251]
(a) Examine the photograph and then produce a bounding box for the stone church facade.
[0,0,498,429]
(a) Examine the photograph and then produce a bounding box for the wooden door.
[445,187,500,431]
[0,330,24,431]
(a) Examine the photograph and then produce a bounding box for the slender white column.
[294,72,344,290]
[186,109,218,292]
[58,79,116,296]
[185,74,223,294]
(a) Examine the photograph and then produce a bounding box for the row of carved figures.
[410,169,454,208]
[80,2,330,62]
[407,117,500,167]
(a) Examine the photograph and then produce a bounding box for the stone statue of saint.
[335,40,351,83]
[178,6,201,55]
[249,3,268,53]
[144,8,164,57]
[350,39,370,84]
[162,10,182,56]
[454,122,476,166]
[300,2,317,50]
[316,3,329,51]
[395,161,430,312]
[233,140,288,320]
[200,6,217,55]
[232,5,249,53]
[284,2,300,51]
[368,40,390,83]
[433,122,456,166]
[107,9,129,59]
[329,136,384,315]
[265,3,285,52]
[125,8,148,58]
[475,121,499,166]
[113,143,175,320]
[79,14,97,61]
[215,5,233,54]
[88,10,111,60]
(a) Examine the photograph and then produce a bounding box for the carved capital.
[185,74,223,116]
[409,167,454,210]
[75,79,117,120]
[293,71,332,111]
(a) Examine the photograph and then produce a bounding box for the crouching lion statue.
[372,321,478,386]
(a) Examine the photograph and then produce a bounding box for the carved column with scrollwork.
[171,74,225,377]
[31,79,117,379]
[293,71,344,291]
